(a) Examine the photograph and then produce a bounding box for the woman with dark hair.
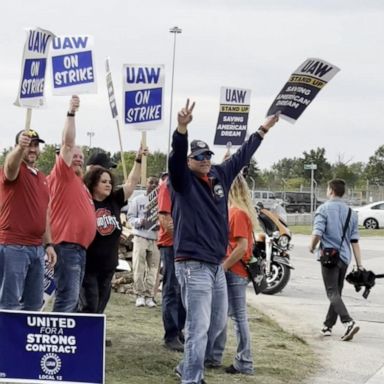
[79,148,145,314]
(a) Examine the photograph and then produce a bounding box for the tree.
[271,157,304,180]
[302,147,332,184]
[36,145,57,174]
[365,145,384,185]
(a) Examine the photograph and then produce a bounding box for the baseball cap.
[86,152,117,169]
[15,129,45,145]
[189,140,214,157]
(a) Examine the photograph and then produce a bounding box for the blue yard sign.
[0,310,105,383]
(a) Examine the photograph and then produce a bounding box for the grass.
[104,292,317,384]
[291,225,384,237]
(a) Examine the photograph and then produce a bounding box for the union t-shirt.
[86,188,126,272]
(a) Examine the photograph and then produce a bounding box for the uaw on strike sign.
[267,58,340,123]
[123,64,165,130]
[214,87,251,146]
[15,27,54,108]
[51,35,97,95]
[0,310,105,383]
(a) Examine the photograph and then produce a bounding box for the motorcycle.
[253,203,294,295]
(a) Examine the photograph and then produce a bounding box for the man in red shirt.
[48,96,96,312]
[0,129,56,310]
[157,174,185,352]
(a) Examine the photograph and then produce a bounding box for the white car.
[354,201,384,229]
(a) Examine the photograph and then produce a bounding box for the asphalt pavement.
[248,234,384,384]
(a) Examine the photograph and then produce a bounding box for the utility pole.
[86,131,95,148]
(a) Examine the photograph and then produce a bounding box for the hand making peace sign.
[177,99,196,134]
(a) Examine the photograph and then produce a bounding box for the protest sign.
[15,27,54,108]
[0,310,105,384]
[42,259,56,311]
[105,58,118,119]
[267,58,340,123]
[51,35,97,95]
[122,64,165,130]
[214,87,251,146]
[144,186,159,231]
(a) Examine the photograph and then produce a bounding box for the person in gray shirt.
[309,178,363,341]
[127,176,160,308]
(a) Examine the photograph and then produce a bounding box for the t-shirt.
[86,188,126,272]
[0,162,49,245]
[157,182,173,247]
[225,207,253,278]
[48,156,96,249]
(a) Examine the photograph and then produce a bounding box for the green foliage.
[302,147,332,184]
[36,145,57,175]
[365,145,384,185]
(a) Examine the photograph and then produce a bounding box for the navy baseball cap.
[189,140,214,157]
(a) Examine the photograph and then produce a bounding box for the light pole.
[86,131,95,148]
[166,26,182,171]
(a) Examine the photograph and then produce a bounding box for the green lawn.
[104,292,317,384]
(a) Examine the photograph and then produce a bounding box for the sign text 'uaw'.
[267,58,340,123]
[214,87,251,146]
[15,27,55,108]
[122,64,165,131]
[51,35,97,95]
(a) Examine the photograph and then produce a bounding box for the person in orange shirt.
[157,174,186,352]
[48,96,97,312]
[206,172,257,375]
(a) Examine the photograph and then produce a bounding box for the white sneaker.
[135,296,145,307]
[341,321,360,341]
[145,297,157,308]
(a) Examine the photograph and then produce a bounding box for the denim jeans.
[175,260,228,384]
[0,244,45,310]
[322,260,352,327]
[208,271,254,373]
[53,243,86,313]
[79,269,115,313]
[160,246,186,342]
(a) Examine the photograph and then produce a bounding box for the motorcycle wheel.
[262,262,291,295]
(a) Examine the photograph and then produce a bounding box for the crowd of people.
[0,96,364,384]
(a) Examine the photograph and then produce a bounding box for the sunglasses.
[191,153,212,161]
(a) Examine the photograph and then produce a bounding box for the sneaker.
[135,296,145,307]
[341,321,360,341]
[145,297,157,308]
[205,361,222,369]
[320,326,332,337]
[225,365,241,374]
[164,338,184,352]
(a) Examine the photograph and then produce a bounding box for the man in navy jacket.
[169,99,279,384]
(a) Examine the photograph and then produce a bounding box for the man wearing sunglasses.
[169,99,279,384]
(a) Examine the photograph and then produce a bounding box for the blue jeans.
[0,244,44,310]
[175,261,228,384]
[219,271,254,373]
[53,243,86,313]
[160,246,186,342]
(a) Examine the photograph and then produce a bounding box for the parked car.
[250,190,281,210]
[354,201,384,229]
[274,191,323,213]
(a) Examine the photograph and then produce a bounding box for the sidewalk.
[248,235,384,384]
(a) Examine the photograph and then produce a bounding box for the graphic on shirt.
[95,208,121,236]
[214,184,224,199]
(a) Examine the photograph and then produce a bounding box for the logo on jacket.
[213,184,224,199]
[96,208,121,236]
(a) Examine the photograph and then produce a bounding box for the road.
[248,234,384,384]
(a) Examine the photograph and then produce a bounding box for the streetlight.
[166,26,182,171]
[86,131,95,148]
